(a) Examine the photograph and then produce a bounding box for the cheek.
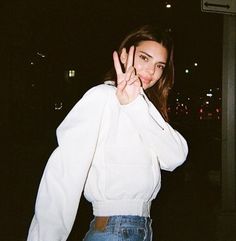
[153,69,163,81]
[133,63,141,72]
[133,58,144,71]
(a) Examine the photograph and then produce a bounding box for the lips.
[138,75,152,84]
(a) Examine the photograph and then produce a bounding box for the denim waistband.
[87,215,152,241]
[106,215,151,227]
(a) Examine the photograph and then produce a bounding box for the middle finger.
[126,46,135,70]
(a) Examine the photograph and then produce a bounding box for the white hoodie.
[27,83,188,241]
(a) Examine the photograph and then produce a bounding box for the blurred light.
[187,97,190,100]
[176,98,179,101]
[37,52,46,58]
[209,88,212,92]
[206,93,213,97]
[185,69,189,74]
[194,62,198,66]
[30,61,34,65]
[200,108,203,113]
[206,101,209,104]
[166,3,171,8]
[54,102,63,110]
[69,70,75,77]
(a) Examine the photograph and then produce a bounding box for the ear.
[120,48,128,65]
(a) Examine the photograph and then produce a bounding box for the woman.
[27,25,188,241]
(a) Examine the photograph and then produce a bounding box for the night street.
[1,0,235,241]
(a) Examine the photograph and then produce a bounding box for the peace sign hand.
[113,46,141,105]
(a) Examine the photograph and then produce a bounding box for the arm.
[120,94,188,172]
[27,85,108,241]
[153,122,188,171]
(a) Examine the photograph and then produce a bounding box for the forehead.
[136,40,167,60]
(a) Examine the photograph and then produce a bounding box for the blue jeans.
[83,215,152,241]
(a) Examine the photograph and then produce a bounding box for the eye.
[139,54,149,62]
[156,64,165,70]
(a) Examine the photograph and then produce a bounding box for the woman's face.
[134,40,168,90]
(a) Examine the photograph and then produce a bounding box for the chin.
[142,83,152,90]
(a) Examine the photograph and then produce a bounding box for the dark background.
[1,0,223,240]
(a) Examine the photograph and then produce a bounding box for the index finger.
[113,51,123,75]
[126,46,135,69]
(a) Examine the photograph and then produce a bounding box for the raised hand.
[113,46,141,105]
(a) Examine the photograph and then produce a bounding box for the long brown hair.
[104,25,174,122]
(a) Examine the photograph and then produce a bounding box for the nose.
[146,63,155,75]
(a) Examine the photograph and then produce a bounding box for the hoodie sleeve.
[120,93,188,172]
[27,85,108,241]
[153,122,188,171]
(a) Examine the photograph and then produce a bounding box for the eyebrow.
[138,51,166,65]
